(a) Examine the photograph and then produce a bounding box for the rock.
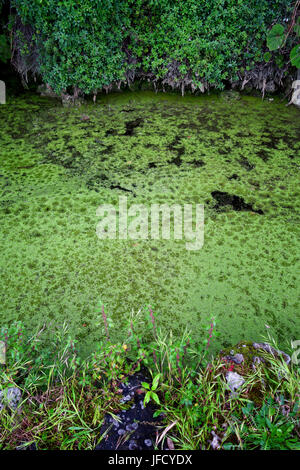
[252,356,265,370]
[290,80,300,107]
[225,353,244,364]
[0,387,22,411]
[226,371,245,393]
[252,342,291,365]
[128,440,138,450]
[210,430,221,450]
[0,80,6,105]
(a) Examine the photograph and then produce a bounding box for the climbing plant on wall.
[9,0,295,94]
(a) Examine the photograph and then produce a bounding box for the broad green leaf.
[144,391,151,404]
[151,392,160,404]
[290,44,300,68]
[152,373,160,391]
[267,24,285,51]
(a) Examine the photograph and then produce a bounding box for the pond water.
[0,90,299,354]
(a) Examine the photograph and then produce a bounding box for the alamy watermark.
[96,196,204,250]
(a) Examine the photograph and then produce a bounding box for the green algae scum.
[0,90,299,354]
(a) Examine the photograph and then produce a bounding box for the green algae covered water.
[0,90,299,353]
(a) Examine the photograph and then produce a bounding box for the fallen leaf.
[156,421,177,446]
[167,437,175,450]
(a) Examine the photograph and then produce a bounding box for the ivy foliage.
[11,0,293,93]
[266,14,300,68]
[0,0,10,63]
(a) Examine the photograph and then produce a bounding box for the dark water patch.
[228,174,239,180]
[235,132,252,138]
[187,159,205,168]
[110,184,136,196]
[106,128,120,136]
[239,157,255,171]
[219,132,232,142]
[257,149,271,162]
[43,147,83,170]
[86,174,109,191]
[168,136,185,161]
[86,174,136,195]
[101,144,115,155]
[10,126,29,139]
[178,121,199,131]
[218,148,230,155]
[16,165,36,169]
[249,180,260,189]
[203,121,219,132]
[262,130,296,150]
[211,191,263,214]
[168,155,182,166]
[124,118,144,136]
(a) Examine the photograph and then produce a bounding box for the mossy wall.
[0,91,299,354]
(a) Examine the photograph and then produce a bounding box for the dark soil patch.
[95,369,166,450]
[211,191,263,214]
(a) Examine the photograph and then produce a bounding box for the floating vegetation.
[0,90,299,354]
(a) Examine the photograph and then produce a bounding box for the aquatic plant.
[0,91,299,353]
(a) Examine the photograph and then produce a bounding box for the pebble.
[129,440,137,450]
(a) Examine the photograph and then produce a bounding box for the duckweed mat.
[0,90,299,353]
